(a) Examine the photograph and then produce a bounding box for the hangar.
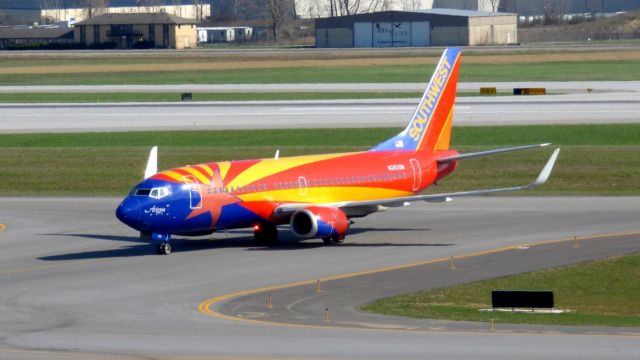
[315,9,517,48]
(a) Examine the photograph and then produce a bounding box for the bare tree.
[192,0,207,22]
[336,0,361,16]
[139,0,164,13]
[543,0,567,23]
[40,0,65,23]
[82,0,110,19]
[306,0,327,18]
[172,0,183,17]
[400,0,421,11]
[367,0,394,12]
[266,0,286,40]
[484,0,499,12]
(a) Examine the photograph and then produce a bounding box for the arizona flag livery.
[116,48,560,255]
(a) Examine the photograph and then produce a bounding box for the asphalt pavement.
[0,196,639,359]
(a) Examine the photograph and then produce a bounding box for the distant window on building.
[149,24,155,44]
[80,26,86,44]
[110,24,133,36]
[93,25,100,43]
[162,24,169,47]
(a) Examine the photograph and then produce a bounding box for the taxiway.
[0,196,639,359]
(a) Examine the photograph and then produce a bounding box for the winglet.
[531,148,560,187]
[144,146,158,179]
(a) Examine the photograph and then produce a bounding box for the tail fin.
[370,47,461,153]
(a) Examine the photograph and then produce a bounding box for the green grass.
[0,124,638,196]
[1,61,639,85]
[0,91,504,103]
[362,253,640,327]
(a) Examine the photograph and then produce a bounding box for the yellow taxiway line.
[198,230,640,335]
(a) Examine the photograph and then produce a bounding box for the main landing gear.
[254,222,278,246]
[322,234,344,245]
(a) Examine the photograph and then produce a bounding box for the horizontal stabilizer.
[438,143,551,163]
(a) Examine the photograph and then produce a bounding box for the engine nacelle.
[290,206,348,239]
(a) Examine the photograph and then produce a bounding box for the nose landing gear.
[156,241,172,255]
[149,232,172,255]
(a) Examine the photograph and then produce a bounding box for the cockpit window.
[134,188,151,196]
[149,186,171,199]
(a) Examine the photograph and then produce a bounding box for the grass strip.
[0,124,638,196]
[0,91,503,103]
[362,253,640,327]
[0,61,639,85]
[2,125,637,147]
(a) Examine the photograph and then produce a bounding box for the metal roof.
[0,0,209,10]
[0,27,73,39]
[315,9,515,29]
[414,8,514,17]
[75,13,196,25]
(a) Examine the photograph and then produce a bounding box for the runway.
[1,196,639,359]
[1,92,639,133]
[1,80,638,93]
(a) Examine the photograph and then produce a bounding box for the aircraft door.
[298,176,308,196]
[410,158,421,191]
[183,175,202,209]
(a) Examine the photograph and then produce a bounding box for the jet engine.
[290,206,348,240]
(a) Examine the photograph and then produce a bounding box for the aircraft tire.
[322,235,344,245]
[156,242,172,255]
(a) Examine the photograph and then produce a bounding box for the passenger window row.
[132,172,409,197]
[211,172,408,194]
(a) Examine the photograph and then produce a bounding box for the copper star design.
[185,170,240,229]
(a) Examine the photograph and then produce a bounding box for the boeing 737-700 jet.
[116,47,560,255]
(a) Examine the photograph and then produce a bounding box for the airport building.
[432,0,640,18]
[0,0,211,25]
[315,9,517,48]
[0,27,73,49]
[74,13,197,49]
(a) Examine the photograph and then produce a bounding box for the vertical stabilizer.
[370,47,461,153]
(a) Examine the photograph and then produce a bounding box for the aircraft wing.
[274,148,560,216]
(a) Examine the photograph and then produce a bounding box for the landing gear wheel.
[254,223,278,246]
[156,242,172,255]
[322,234,344,245]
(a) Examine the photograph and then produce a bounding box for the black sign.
[492,290,554,309]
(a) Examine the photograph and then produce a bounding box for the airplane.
[116,47,560,255]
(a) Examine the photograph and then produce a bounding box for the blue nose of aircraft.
[116,197,141,229]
